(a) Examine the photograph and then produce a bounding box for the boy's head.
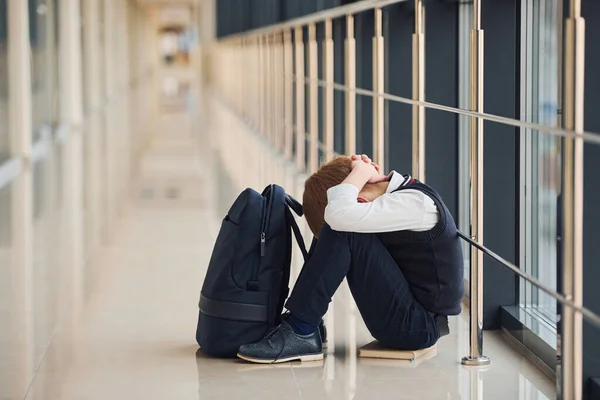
[303,156,353,237]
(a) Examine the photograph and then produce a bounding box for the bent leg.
[344,232,439,350]
[286,225,439,350]
[285,225,352,326]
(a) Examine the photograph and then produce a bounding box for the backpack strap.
[276,203,309,324]
[285,206,308,262]
[285,194,303,217]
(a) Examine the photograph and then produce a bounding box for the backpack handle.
[262,185,303,217]
[285,194,303,217]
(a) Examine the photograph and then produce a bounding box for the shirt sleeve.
[324,183,438,233]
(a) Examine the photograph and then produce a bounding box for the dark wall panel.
[215,0,229,37]
[282,0,303,20]
[481,0,519,329]
[282,0,343,21]
[424,1,459,218]
[384,4,413,175]
[0,0,6,41]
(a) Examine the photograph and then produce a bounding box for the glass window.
[519,0,561,326]
[0,0,8,161]
[29,0,59,141]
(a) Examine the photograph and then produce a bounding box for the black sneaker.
[237,321,323,364]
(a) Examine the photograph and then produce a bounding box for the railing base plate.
[461,356,491,366]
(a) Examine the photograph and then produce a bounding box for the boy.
[237,154,464,364]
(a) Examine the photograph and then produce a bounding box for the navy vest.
[377,179,464,316]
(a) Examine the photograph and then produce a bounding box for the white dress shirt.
[324,172,439,233]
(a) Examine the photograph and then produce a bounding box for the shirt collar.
[386,171,413,193]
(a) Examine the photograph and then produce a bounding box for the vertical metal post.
[461,0,491,367]
[412,0,425,181]
[248,37,253,122]
[266,34,272,140]
[241,37,247,120]
[82,0,101,253]
[253,36,260,129]
[265,34,272,142]
[373,8,385,169]
[60,0,85,316]
[345,15,356,155]
[560,0,584,398]
[269,33,276,145]
[237,39,241,115]
[148,10,160,134]
[275,31,283,152]
[247,37,252,123]
[233,40,238,113]
[118,0,130,209]
[270,33,275,144]
[103,0,116,242]
[308,23,319,173]
[8,0,34,391]
[259,35,265,136]
[284,29,294,160]
[294,27,306,171]
[323,19,335,162]
[240,38,245,116]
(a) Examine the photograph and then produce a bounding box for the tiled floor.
[16,102,556,400]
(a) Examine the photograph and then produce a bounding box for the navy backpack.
[196,184,308,357]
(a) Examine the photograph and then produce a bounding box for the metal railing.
[212,0,597,398]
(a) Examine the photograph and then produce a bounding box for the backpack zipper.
[259,196,267,258]
[250,186,273,289]
[259,185,273,257]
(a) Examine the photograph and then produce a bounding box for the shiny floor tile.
[12,104,556,400]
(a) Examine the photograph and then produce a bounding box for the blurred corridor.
[2,0,600,399]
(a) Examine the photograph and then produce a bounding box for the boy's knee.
[318,225,379,249]
[318,224,352,240]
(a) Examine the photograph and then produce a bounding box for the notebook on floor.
[358,341,437,361]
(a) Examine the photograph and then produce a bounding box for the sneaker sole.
[237,352,324,364]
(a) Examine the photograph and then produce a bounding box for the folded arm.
[324,184,435,233]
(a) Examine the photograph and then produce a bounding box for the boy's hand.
[343,154,387,190]
[350,158,378,177]
[351,154,387,183]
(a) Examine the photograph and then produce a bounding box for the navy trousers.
[285,225,440,350]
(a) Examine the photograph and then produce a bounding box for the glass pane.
[520,0,560,324]
[30,0,59,141]
[0,0,8,161]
